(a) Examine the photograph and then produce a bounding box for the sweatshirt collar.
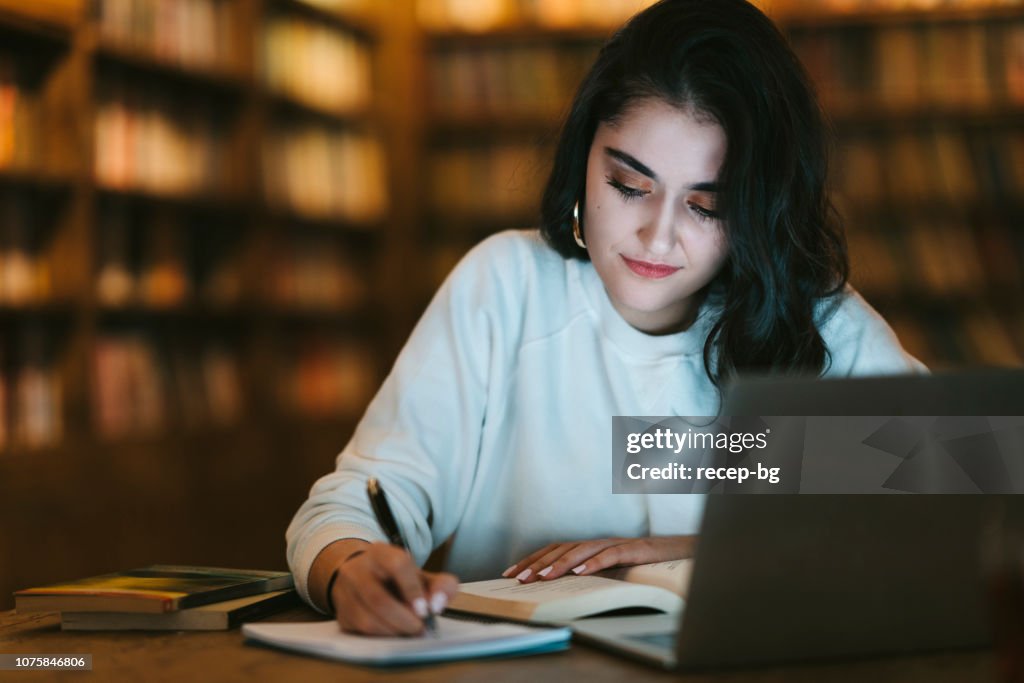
[574,259,714,360]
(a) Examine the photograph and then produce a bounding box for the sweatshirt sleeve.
[285,235,512,610]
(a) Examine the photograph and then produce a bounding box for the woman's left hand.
[503,536,696,583]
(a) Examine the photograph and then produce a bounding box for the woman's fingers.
[554,536,696,576]
[529,539,628,581]
[335,570,403,636]
[517,539,631,583]
[562,540,649,575]
[513,543,578,582]
[357,569,426,635]
[506,535,696,583]
[423,571,459,614]
[370,545,432,622]
[501,542,561,580]
[331,542,447,636]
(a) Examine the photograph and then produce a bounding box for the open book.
[242,617,570,666]
[448,559,693,624]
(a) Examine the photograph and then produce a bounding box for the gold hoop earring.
[572,201,586,249]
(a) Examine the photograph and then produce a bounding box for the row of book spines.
[268,241,369,312]
[0,335,62,451]
[95,0,236,72]
[769,0,1024,18]
[262,127,389,222]
[421,24,1024,115]
[92,334,243,438]
[427,45,596,116]
[848,219,1024,299]
[96,223,231,309]
[278,339,378,417]
[262,16,374,114]
[95,3,375,101]
[417,0,1024,32]
[416,0,653,31]
[92,332,378,437]
[1,206,373,312]
[791,22,1024,109]
[833,130,1024,205]
[886,308,1024,369]
[96,219,370,311]
[0,197,52,306]
[93,90,389,218]
[93,88,232,197]
[96,265,368,312]
[428,144,549,218]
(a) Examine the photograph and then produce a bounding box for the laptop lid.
[676,494,1016,669]
[721,368,1024,416]
[673,369,1024,669]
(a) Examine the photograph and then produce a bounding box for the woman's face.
[583,98,729,334]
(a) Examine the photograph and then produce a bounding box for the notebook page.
[242,616,570,665]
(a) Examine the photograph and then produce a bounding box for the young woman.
[287,0,925,636]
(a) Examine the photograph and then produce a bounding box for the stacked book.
[13,565,297,631]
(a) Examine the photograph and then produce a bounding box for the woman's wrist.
[308,538,372,613]
[323,549,366,615]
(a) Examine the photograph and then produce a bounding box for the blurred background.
[0,0,1021,608]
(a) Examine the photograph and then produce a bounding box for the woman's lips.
[621,255,680,279]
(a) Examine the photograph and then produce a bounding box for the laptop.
[572,368,1024,670]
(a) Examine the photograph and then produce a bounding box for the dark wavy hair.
[540,0,848,386]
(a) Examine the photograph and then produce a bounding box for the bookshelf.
[784,4,1024,368]
[413,0,1024,370]
[419,16,607,293]
[0,0,388,608]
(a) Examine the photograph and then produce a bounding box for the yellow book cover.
[15,566,293,614]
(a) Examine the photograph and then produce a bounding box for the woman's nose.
[637,199,677,256]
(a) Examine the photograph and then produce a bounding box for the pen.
[366,477,438,635]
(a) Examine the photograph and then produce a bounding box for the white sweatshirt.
[286,229,925,609]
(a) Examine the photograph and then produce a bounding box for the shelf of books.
[0,0,389,466]
[414,0,1024,369]
[0,0,389,609]
[783,3,1024,368]
[418,0,607,298]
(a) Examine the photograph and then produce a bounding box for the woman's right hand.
[311,539,459,636]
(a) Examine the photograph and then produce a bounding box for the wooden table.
[0,607,997,682]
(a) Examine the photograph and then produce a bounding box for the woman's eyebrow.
[604,146,720,193]
[605,147,658,181]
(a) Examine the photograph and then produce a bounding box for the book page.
[456,576,628,603]
[242,616,570,665]
[597,559,694,598]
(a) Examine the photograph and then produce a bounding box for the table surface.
[0,607,998,683]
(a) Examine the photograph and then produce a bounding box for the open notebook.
[242,616,571,666]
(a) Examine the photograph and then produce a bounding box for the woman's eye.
[689,202,720,222]
[605,176,648,202]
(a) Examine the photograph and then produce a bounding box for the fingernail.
[430,592,448,615]
[501,565,517,578]
[515,569,532,582]
[571,564,587,575]
[412,597,429,618]
[538,566,553,577]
